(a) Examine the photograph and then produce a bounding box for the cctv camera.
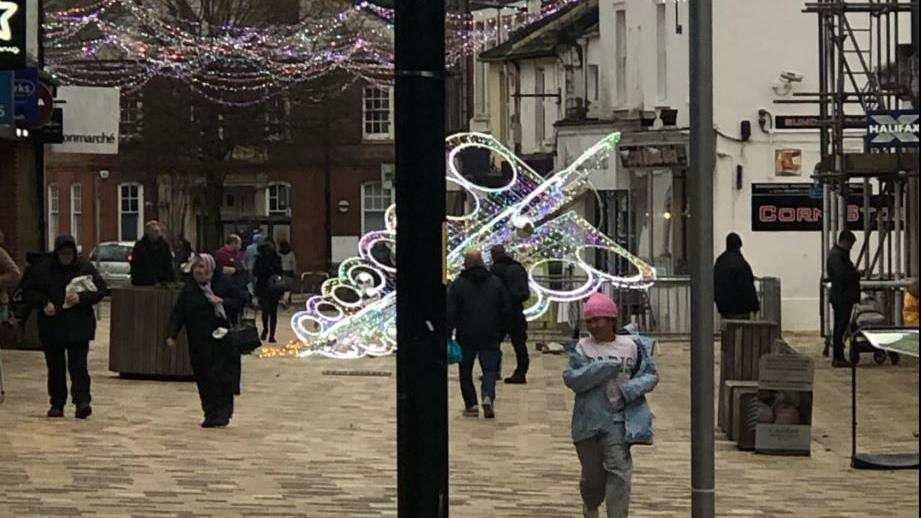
[99,170,110,180]
[780,70,804,83]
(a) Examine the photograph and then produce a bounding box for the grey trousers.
[575,425,632,518]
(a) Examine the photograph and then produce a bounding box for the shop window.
[628,169,688,276]
[119,183,144,242]
[267,182,292,216]
[71,183,83,246]
[48,184,59,249]
[362,181,394,234]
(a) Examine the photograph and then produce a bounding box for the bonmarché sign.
[50,86,120,155]
[63,132,117,145]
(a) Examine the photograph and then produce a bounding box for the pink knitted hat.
[583,292,619,321]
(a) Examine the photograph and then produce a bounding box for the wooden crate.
[108,287,193,378]
[717,320,779,434]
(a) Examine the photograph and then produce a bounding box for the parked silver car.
[89,241,134,291]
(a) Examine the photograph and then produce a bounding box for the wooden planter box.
[108,286,193,378]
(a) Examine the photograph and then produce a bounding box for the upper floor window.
[119,183,144,242]
[120,96,143,140]
[363,87,393,140]
[267,182,292,216]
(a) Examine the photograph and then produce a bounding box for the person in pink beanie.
[564,292,658,518]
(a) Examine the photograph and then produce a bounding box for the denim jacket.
[563,328,659,445]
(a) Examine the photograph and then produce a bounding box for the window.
[120,96,143,140]
[362,181,394,234]
[615,9,627,105]
[363,87,393,140]
[264,95,291,141]
[48,184,59,250]
[656,3,668,101]
[535,67,546,145]
[588,64,600,102]
[119,183,143,242]
[267,182,292,216]
[475,60,489,116]
[70,183,83,246]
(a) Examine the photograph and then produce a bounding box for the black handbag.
[228,309,261,354]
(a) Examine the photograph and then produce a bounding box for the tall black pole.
[395,1,448,517]
[689,0,715,516]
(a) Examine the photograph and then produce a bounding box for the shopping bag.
[447,339,463,365]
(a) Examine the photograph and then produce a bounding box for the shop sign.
[42,107,63,143]
[751,182,889,232]
[754,353,815,456]
[0,0,26,70]
[13,65,35,123]
[774,115,865,130]
[618,143,687,168]
[49,86,120,154]
[865,110,919,149]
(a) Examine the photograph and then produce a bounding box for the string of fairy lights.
[44,0,586,106]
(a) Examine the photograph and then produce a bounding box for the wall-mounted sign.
[0,69,12,124]
[13,66,35,123]
[865,110,919,149]
[774,115,865,130]
[49,86,120,155]
[619,143,688,168]
[751,182,883,232]
[755,353,815,456]
[774,148,802,177]
[42,107,63,143]
[0,0,25,70]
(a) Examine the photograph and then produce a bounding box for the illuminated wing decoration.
[259,132,655,359]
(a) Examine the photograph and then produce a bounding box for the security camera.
[780,70,804,83]
[99,170,110,180]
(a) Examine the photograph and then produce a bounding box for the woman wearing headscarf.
[253,240,283,343]
[167,254,249,428]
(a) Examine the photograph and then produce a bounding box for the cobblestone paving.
[0,305,917,517]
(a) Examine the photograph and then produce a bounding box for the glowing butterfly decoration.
[259,132,656,359]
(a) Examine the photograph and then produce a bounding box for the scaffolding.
[797,0,919,339]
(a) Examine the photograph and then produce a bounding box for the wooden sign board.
[755,353,815,456]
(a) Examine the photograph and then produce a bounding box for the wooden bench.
[717,320,780,435]
[108,287,193,378]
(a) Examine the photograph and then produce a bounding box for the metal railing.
[529,273,783,338]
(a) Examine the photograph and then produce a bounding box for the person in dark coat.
[130,221,175,286]
[21,235,107,419]
[713,233,760,321]
[827,230,860,368]
[448,249,510,419]
[167,254,249,427]
[214,234,249,297]
[253,240,284,343]
[490,244,531,384]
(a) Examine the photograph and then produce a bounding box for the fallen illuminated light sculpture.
[259,132,656,359]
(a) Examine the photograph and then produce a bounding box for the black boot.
[504,373,527,384]
[47,406,64,418]
[75,403,93,419]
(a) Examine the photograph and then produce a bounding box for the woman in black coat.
[167,253,249,428]
[252,240,283,343]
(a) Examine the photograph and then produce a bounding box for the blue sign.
[865,110,919,149]
[0,70,12,124]
[808,181,823,200]
[13,66,35,123]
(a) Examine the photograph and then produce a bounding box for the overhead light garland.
[44,0,586,106]
[258,132,657,360]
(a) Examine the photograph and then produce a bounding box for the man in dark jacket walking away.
[130,221,175,286]
[490,244,531,384]
[22,235,107,418]
[827,230,860,368]
[713,233,760,321]
[448,249,510,419]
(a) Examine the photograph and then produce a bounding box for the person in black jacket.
[448,249,510,419]
[130,221,175,286]
[253,240,284,343]
[22,235,107,419]
[490,244,531,384]
[167,253,250,427]
[713,233,760,321]
[827,230,860,368]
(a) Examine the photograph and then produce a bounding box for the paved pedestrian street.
[1,306,917,517]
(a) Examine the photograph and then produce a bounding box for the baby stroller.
[848,296,901,365]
